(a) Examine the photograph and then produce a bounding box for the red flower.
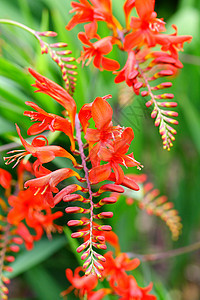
[84,96,122,148]
[28,68,76,131]
[24,101,75,151]
[66,0,121,33]
[153,25,192,59]
[4,125,77,167]
[78,94,112,133]
[24,168,80,207]
[62,267,110,299]
[77,31,120,71]
[124,0,166,50]
[111,274,156,300]
[7,189,63,249]
[114,50,142,95]
[102,251,140,283]
[89,127,141,184]
[66,0,104,31]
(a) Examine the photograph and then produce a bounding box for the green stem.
[128,240,200,262]
[0,19,41,42]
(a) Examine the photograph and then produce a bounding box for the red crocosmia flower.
[124,0,166,50]
[24,101,75,151]
[66,0,104,31]
[85,96,122,148]
[78,94,112,133]
[62,267,97,297]
[8,189,43,226]
[123,0,136,29]
[8,189,63,249]
[66,0,121,34]
[62,267,111,299]
[28,68,76,131]
[154,25,192,59]
[77,31,120,71]
[0,168,12,190]
[89,127,141,184]
[111,274,156,300]
[24,168,80,207]
[4,125,77,167]
[102,251,140,284]
[114,50,142,95]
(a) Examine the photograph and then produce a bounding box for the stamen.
[34,187,41,196]
[41,185,48,195]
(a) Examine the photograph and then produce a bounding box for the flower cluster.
[66,0,192,150]
[0,164,63,299]
[4,68,140,277]
[62,251,156,299]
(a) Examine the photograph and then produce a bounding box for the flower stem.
[0,19,40,40]
[128,240,200,262]
[75,114,95,271]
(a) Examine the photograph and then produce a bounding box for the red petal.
[111,162,124,184]
[135,0,155,20]
[101,57,120,71]
[28,68,76,131]
[89,164,111,184]
[91,97,113,130]
[123,0,135,28]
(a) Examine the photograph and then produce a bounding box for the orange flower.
[114,50,142,95]
[24,168,80,207]
[24,101,75,151]
[102,251,140,282]
[124,0,166,50]
[77,31,120,71]
[84,96,122,148]
[89,127,141,184]
[7,189,63,249]
[78,94,112,133]
[4,125,77,167]
[153,25,192,59]
[62,267,110,299]
[28,68,76,131]
[66,0,121,33]
[66,0,104,31]
[111,274,156,300]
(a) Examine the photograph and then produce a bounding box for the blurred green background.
[0,0,200,299]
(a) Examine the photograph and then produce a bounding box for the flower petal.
[91,97,113,130]
[89,164,111,184]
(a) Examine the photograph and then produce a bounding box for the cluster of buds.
[66,0,192,149]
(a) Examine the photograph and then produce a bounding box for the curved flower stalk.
[66,0,192,149]
[62,251,156,299]
[4,69,141,277]
[112,174,182,240]
[0,19,77,95]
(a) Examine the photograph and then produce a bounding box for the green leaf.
[4,236,67,279]
[25,265,63,300]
